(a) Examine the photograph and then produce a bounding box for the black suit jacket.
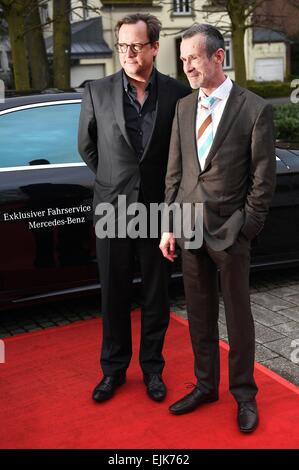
[78,70,191,212]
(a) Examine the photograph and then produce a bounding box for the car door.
[0,98,97,307]
[251,149,298,267]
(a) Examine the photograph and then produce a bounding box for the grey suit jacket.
[78,70,190,215]
[164,83,276,251]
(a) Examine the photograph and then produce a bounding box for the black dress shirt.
[122,68,157,160]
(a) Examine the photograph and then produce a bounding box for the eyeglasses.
[115,42,152,54]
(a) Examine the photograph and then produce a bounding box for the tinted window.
[0,102,82,168]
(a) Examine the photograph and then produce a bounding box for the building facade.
[56,0,288,86]
[1,0,290,88]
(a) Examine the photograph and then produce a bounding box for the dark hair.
[182,23,225,58]
[115,13,162,43]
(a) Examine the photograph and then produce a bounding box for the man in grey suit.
[160,24,276,432]
[78,14,190,403]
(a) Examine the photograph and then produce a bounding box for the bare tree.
[53,0,71,89]
[1,0,103,91]
[0,0,31,90]
[25,0,50,89]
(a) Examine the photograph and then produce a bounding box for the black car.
[0,92,298,310]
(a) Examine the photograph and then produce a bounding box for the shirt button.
[139,130,143,136]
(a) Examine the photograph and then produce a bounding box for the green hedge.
[273,103,299,142]
[177,78,291,98]
[247,81,291,98]
[177,77,299,142]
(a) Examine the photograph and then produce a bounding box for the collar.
[198,75,233,102]
[122,67,157,93]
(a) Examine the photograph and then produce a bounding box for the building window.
[0,103,82,168]
[173,0,192,15]
[39,1,49,25]
[82,0,90,20]
[223,38,232,69]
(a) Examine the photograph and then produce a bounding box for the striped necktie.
[197,95,218,169]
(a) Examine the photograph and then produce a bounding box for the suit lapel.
[188,89,201,172]
[201,83,246,172]
[110,70,135,153]
[140,71,170,162]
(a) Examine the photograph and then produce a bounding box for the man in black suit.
[78,13,190,403]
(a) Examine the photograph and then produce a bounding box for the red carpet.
[0,311,298,449]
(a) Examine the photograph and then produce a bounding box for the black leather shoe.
[144,374,167,402]
[92,374,126,402]
[169,386,218,415]
[237,400,259,433]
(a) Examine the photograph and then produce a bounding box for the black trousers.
[181,235,258,403]
[96,236,170,376]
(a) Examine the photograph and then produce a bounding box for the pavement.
[0,267,298,386]
[170,268,299,386]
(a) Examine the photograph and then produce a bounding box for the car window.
[0,102,82,168]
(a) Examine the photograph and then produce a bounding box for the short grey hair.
[182,24,225,59]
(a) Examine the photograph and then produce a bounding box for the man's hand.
[159,232,176,262]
